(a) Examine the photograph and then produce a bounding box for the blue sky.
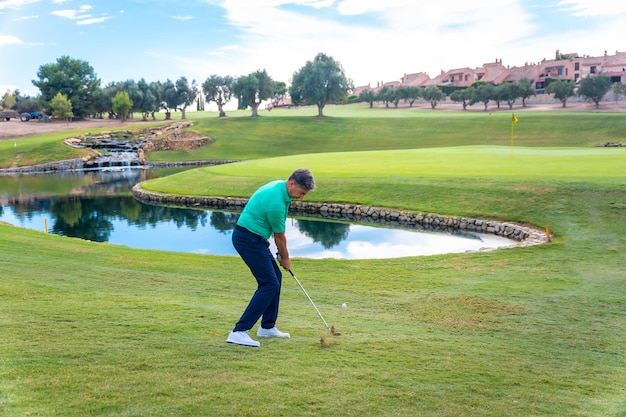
[1,0,626,97]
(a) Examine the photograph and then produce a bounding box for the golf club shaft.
[287,268,331,331]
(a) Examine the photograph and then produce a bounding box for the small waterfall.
[81,138,145,171]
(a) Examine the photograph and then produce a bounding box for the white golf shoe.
[226,330,260,347]
[256,327,290,338]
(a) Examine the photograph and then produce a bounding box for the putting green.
[207,146,626,180]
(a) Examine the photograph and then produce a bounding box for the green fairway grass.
[143,109,626,162]
[1,106,625,416]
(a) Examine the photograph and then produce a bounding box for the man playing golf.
[227,168,316,347]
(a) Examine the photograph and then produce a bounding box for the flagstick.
[510,114,517,155]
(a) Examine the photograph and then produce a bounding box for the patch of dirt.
[0,118,160,140]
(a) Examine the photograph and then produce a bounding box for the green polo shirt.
[237,180,292,240]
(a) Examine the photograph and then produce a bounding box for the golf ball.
[342,303,347,309]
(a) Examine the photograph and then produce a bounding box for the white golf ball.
[342,303,347,309]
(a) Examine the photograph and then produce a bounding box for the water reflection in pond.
[0,169,516,259]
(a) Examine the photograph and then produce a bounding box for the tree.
[391,86,404,108]
[196,89,205,111]
[376,85,394,108]
[115,80,142,117]
[1,91,16,109]
[95,80,141,119]
[610,82,626,105]
[136,78,159,121]
[449,88,471,110]
[49,92,73,122]
[422,85,445,109]
[11,89,44,113]
[232,69,275,117]
[578,74,612,108]
[290,53,353,117]
[202,75,234,117]
[358,89,376,108]
[498,83,521,110]
[14,95,41,114]
[159,79,175,119]
[112,91,133,121]
[517,77,536,107]
[545,79,575,107]
[404,86,421,107]
[162,77,197,119]
[272,81,287,108]
[469,83,496,111]
[91,88,110,119]
[32,56,100,119]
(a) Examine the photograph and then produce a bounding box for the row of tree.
[2,53,625,120]
[1,53,353,120]
[359,75,624,111]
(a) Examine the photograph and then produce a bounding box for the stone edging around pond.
[132,184,549,248]
[0,158,235,175]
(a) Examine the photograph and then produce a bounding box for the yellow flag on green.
[512,114,519,124]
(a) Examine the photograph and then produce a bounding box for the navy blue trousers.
[231,226,283,332]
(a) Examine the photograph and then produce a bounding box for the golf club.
[276,253,341,336]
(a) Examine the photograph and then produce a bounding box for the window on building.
[590,66,597,74]
[575,62,580,71]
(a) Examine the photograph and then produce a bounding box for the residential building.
[354,49,626,95]
[573,50,626,84]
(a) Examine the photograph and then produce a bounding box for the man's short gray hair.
[288,168,316,190]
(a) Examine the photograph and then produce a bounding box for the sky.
[1,0,626,97]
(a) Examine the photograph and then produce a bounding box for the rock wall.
[63,121,212,164]
[62,121,209,151]
[0,158,86,175]
[132,184,548,247]
[141,126,211,152]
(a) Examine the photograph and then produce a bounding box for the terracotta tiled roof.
[473,60,511,84]
[502,65,541,83]
[401,72,430,87]
[423,73,445,86]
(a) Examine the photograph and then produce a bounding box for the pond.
[0,168,517,259]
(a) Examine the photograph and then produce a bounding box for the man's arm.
[273,232,290,270]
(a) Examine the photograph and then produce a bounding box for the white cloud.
[336,0,403,15]
[209,0,537,86]
[51,9,89,19]
[77,16,111,25]
[171,15,194,21]
[0,34,22,46]
[128,0,626,90]
[557,0,626,16]
[50,5,111,26]
[51,5,94,20]
[0,0,39,10]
